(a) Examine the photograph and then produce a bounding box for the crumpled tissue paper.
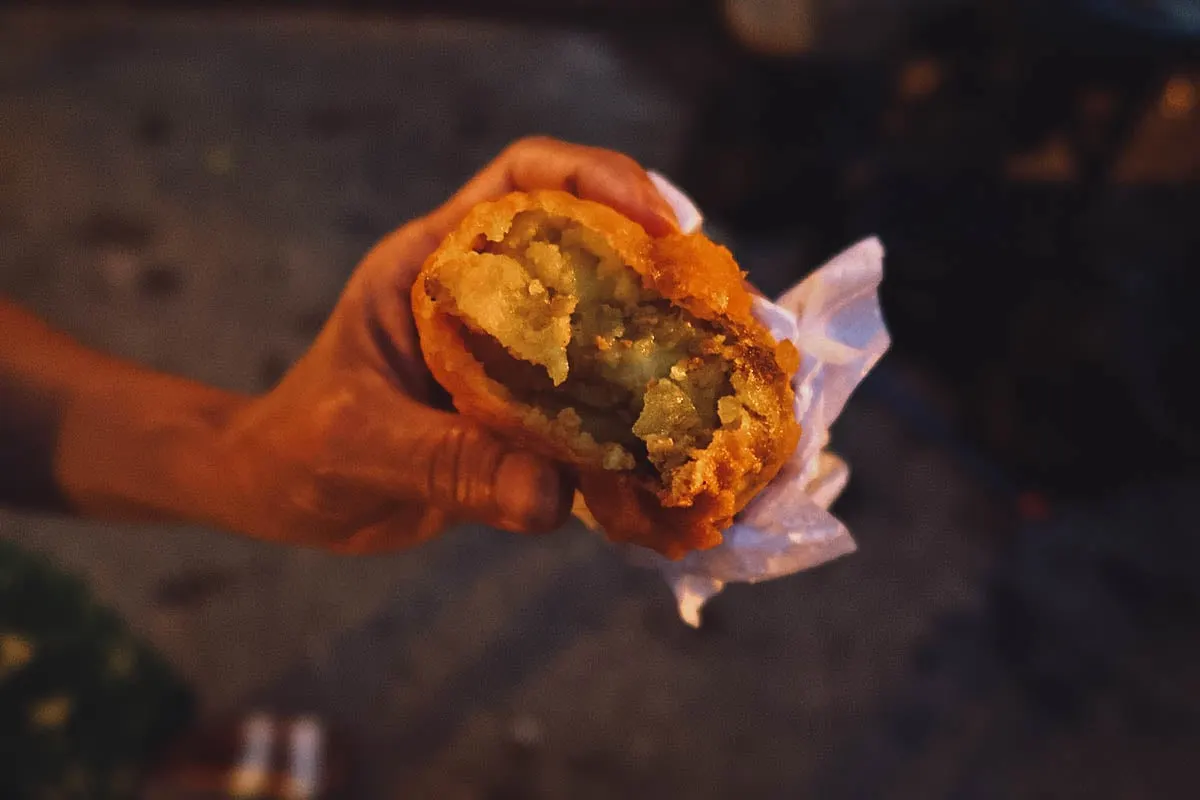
[633,172,891,626]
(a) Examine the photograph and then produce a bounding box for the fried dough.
[412,190,800,558]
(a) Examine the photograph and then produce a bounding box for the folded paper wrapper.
[574,173,892,627]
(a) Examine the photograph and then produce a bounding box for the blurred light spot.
[510,714,542,748]
[0,633,34,677]
[1006,136,1077,182]
[205,145,235,175]
[723,0,816,56]
[899,58,942,100]
[108,645,136,679]
[31,695,72,729]
[231,714,274,798]
[286,716,324,800]
[1017,491,1050,522]
[1161,75,1196,120]
[99,249,139,291]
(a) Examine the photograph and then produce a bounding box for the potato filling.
[428,210,763,489]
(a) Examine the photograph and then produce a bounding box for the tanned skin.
[0,137,678,553]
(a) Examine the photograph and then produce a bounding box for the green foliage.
[0,539,193,799]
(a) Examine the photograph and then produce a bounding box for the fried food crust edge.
[411,190,800,558]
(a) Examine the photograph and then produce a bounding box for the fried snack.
[411,190,800,558]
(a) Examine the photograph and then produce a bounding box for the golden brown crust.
[412,190,800,558]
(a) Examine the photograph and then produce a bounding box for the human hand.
[220,138,680,553]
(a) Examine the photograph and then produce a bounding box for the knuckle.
[608,150,642,171]
[509,134,556,155]
[428,423,500,508]
[312,389,358,453]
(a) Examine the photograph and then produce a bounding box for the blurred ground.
[2,8,1199,799]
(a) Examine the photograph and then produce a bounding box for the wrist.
[56,368,254,529]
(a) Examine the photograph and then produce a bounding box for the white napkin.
[634,172,892,626]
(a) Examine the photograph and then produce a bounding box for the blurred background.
[1,0,1199,796]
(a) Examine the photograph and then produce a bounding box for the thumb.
[395,405,573,534]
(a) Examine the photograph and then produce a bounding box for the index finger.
[424,137,680,240]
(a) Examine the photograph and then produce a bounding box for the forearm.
[0,300,251,526]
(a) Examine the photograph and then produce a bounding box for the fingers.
[426,137,680,240]
[354,217,443,292]
[355,138,682,301]
[373,403,574,535]
[506,138,680,234]
[648,171,703,234]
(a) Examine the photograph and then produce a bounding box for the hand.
[220,138,680,553]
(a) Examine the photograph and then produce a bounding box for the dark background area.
[2,0,1199,797]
